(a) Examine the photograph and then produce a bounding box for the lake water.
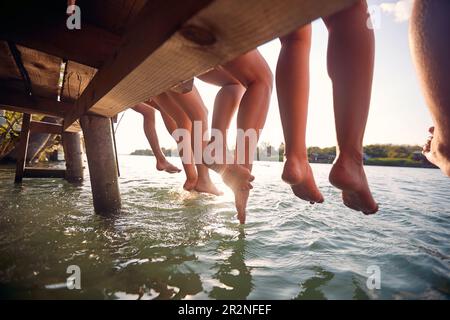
[0,155,449,299]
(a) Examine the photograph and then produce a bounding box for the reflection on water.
[0,155,449,299]
[210,229,252,300]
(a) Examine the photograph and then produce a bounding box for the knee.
[244,64,273,95]
[175,114,192,131]
[220,83,246,101]
[258,66,273,95]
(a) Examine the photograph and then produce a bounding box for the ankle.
[285,153,309,164]
[185,172,198,181]
[196,173,211,184]
[207,163,226,175]
[156,157,167,165]
[335,149,364,166]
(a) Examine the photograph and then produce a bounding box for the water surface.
[0,155,449,299]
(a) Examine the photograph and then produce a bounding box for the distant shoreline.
[129,144,438,169]
[126,153,438,169]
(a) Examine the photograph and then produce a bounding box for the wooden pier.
[0,0,357,214]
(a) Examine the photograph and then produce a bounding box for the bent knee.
[220,83,246,99]
[176,116,192,131]
[243,65,273,93]
[257,67,274,93]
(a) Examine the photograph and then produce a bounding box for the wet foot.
[183,177,197,191]
[329,153,378,215]
[156,160,181,174]
[195,177,223,196]
[208,163,254,191]
[422,127,450,177]
[222,164,253,224]
[235,189,250,224]
[223,164,254,190]
[282,157,324,204]
[207,163,254,223]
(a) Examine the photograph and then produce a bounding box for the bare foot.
[206,163,254,223]
[224,164,255,190]
[329,153,378,215]
[282,157,324,204]
[209,163,254,191]
[423,127,450,177]
[195,176,223,196]
[235,189,250,224]
[183,177,197,191]
[156,160,181,174]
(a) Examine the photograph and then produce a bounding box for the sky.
[114,0,431,155]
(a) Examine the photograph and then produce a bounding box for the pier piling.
[80,115,121,215]
[62,132,84,182]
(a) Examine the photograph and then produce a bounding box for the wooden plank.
[0,88,72,118]
[30,121,63,135]
[0,1,121,68]
[0,41,23,92]
[17,45,62,100]
[0,24,121,69]
[64,0,357,129]
[62,60,97,103]
[23,167,66,179]
[64,0,214,128]
[66,121,82,133]
[14,113,31,183]
[79,0,148,35]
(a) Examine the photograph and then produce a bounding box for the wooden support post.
[14,113,31,183]
[80,114,121,215]
[62,132,84,182]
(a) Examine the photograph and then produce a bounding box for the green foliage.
[365,158,424,167]
[130,142,431,168]
[130,149,155,156]
[0,110,22,159]
[364,144,389,158]
[364,144,422,159]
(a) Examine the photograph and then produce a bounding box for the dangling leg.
[276,24,324,204]
[132,103,181,173]
[220,50,273,223]
[324,1,378,214]
[165,88,223,196]
[198,68,245,159]
[410,0,450,176]
[150,95,198,191]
